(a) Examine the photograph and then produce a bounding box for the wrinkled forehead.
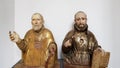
[31,13,43,19]
[75,12,87,19]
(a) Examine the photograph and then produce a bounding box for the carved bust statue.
[62,11,110,68]
[9,13,58,68]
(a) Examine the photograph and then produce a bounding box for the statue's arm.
[45,30,58,68]
[88,31,101,54]
[16,31,30,52]
[16,39,27,52]
[47,42,57,68]
[62,30,74,54]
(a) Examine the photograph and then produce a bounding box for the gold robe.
[15,27,57,68]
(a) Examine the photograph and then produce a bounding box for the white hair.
[31,13,44,23]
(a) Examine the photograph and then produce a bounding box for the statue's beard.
[74,23,88,32]
[78,24,84,28]
[32,25,42,32]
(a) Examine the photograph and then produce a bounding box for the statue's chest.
[73,32,88,50]
[34,34,45,49]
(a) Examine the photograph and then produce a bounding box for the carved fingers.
[49,43,56,55]
[94,48,105,56]
[64,39,72,47]
[9,31,20,43]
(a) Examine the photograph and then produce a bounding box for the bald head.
[74,11,87,19]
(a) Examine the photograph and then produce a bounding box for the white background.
[0,0,120,68]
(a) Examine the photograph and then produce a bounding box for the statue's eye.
[76,18,80,21]
[81,18,86,20]
[75,17,86,21]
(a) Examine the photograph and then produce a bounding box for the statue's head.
[74,11,87,28]
[31,13,44,31]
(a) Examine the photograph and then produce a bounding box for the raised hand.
[64,39,72,47]
[9,31,21,43]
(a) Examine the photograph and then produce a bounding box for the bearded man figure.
[62,11,104,68]
[9,13,58,68]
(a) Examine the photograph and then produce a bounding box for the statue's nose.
[35,22,38,24]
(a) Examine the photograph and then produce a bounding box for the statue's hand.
[64,39,72,47]
[9,31,21,43]
[95,47,105,56]
[49,43,56,55]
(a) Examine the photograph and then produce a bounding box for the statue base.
[63,62,90,68]
[12,60,60,68]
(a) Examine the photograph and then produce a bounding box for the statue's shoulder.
[23,29,34,38]
[65,29,74,37]
[68,30,74,34]
[87,30,97,41]
[43,28,53,34]
[87,30,95,37]
[26,29,33,34]
[42,28,54,38]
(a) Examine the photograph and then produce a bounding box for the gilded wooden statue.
[9,13,58,68]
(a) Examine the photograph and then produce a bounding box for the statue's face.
[75,13,87,28]
[31,14,43,31]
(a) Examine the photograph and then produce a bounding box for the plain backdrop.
[0,0,120,68]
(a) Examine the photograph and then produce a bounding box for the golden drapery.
[16,27,57,67]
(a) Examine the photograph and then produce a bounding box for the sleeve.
[47,42,57,68]
[16,39,26,52]
[45,29,58,67]
[88,31,101,54]
[62,30,74,54]
[16,31,30,52]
